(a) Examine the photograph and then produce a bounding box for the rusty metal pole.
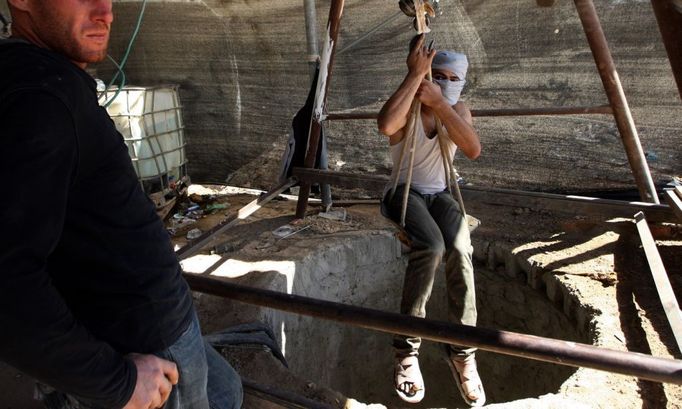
[295,0,345,219]
[324,105,614,120]
[574,0,660,204]
[184,274,682,385]
[649,0,682,101]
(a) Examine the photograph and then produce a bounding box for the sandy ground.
[2,186,681,408]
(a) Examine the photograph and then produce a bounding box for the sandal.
[445,354,486,407]
[394,355,425,403]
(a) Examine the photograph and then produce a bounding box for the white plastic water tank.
[101,85,187,184]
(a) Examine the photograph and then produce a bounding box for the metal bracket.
[399,0,436,34]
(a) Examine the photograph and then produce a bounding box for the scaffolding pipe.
[325,105,613,120]
[296,0,345,219]
[574,0,660,204]
[185,274,682,385]
[303,0,319,80]
[649,0,682,101]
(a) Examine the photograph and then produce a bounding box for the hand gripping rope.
[389,0,467,227]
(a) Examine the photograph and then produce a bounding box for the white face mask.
[433,78,466,106]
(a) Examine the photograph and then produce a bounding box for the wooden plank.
[462,185,674,223]
[634,212,682,355]
[664,189,682,223]
[676,186,682,200]
[295,0,346,219]
[176,178,297,260]
[291,168,676,223]
[293,168,386,190]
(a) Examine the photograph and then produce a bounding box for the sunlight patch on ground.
[181,254,296,293]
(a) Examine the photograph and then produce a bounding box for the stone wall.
[475,269,583,403]
[190,228,590,407]
[190,230,407,401]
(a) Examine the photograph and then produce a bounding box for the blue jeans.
[155,312,243,409]
[37,312,242,409]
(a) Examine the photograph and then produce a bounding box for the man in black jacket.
[0,1,242,408]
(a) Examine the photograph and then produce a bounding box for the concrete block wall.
[193,228,603,407]
[192,231,408,401]
[471,233,653,409]
[475,268,582,402]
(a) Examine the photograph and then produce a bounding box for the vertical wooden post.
[295,0,345,219]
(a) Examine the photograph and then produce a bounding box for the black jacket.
[0,40,193,408]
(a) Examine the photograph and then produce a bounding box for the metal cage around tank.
[101,85,188,194]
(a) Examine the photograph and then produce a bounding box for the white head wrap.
[431,50,468,105]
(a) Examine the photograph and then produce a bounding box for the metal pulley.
[398,0,436,34]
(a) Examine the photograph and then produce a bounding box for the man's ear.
[7,0,29,12]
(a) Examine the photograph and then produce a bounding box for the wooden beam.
[291,168,676,222]
[176,178,297,260]
[295,0,346,219]
[293,168,386,190]
[664,189,682,223]
[634,212,682,355]
[462,185,674,223]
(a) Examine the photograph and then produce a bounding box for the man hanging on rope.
[377,34,485,406]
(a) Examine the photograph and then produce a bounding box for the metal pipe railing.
[185,274,682,385]
[325,105,613,121]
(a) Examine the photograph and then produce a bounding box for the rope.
[101,0,148,108]
[389,0,467,226]
[388,68,468,228]
[389,98,422,227]
[436,116,467,217]
[401,105,419,226]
